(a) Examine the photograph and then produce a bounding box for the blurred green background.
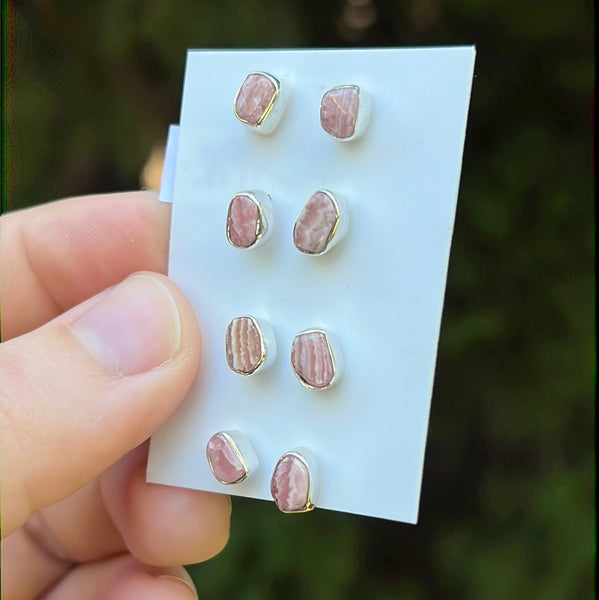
[1,1,594,598]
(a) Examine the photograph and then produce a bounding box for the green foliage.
[2,0,594,598]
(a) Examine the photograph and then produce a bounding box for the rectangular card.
[148,47,476,523]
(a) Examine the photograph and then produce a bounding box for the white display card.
[147,47,476,523]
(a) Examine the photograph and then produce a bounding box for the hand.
[1,191,230,599]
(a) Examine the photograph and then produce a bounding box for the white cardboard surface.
[158,124,179,203]
[147,48,476,523]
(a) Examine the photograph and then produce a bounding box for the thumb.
[0,273,200,537]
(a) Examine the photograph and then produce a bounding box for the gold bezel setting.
[290,328,342,390]
[226,191,272,250]
[225,316,266,375]
[206,431,249,484]
[225,315,277,376]
[293,189,345,256]
[320,84,371,142]
[233,72,286,134]
[270,449,318,513]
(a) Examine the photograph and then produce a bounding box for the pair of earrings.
[233,71,371,141]
[225,316,342,391]
[206,430,318,514]
[226,189,348,256]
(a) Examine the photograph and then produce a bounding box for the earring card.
[148,47,476,524]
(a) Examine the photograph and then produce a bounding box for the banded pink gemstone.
[320,86,360,139]
[227,194,260,248]
[226,316,264,375]
[291,331,335,389]
[270,453,312,512]
[234,73,277,126]
[206,432,247,484]
[293,191,339,255]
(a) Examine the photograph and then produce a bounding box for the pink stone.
[293,191,339,255]
[234,73,277,126]
[291,331,335,389]
[206,432,247,484]
[227,194,260,248]
[226,316,264,375]
[270,453,312,512]
[320,86,360,139]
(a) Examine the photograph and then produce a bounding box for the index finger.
[0,191,171,340]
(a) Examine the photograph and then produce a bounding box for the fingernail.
[71,275,182,376]
[156,567,198,599]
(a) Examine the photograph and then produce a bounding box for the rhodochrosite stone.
[226,317,264,375]
[270,453,313,512]
[206,432,247,484]
[234,73,277,126]
[293,191,339,255]
[291,330,335,389]
[320,86,360,139]
[227,194,260,248]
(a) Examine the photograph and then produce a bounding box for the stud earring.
[206,430,258,485]
[226,191,273,250]
[270,448,319,513]
[320,85,371,141]
[293,190,348,256]
[225,315,276,376]
[234,72,288,134]
[291,329,343,390]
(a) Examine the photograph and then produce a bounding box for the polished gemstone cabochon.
[270,450,318,512]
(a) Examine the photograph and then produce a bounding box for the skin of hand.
[0,191,231,599]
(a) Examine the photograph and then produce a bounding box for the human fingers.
[0,191,171,341]
[5,444,230,564]
[2,447,230,599]
[1,480,118,600]
[41,555,198,600]
[101,444,231,566]
[0,272,200,537]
